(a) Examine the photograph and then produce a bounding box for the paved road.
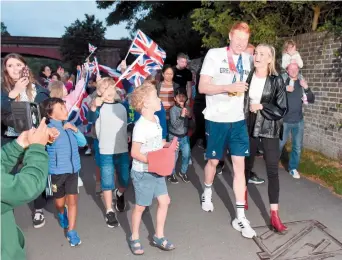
[15,147,342,260]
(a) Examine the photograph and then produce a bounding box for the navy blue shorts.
[205,119,249,159]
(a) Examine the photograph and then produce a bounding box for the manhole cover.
[253,220,342,260]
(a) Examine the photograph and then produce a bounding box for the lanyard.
[226,47,243,82]
[226,47,238,73]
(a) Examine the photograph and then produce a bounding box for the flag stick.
[94,56,100,77]
[123,30,139,61]
[114,53,144,88]
[85,51,95,62]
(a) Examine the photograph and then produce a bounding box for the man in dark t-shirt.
[173,53,192,101]
[280,63,315,179]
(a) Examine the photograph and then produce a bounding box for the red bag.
[147,137,178,176]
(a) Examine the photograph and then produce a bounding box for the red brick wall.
[291,32,342,159]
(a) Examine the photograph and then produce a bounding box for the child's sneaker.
[67,230,82,247]
[57,207,69,229]
[105,210,120,228]
[177,172,190,183]
[32,210,45,228]
[167,174,179,184]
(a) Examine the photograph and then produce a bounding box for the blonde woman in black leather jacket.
[244,44,288,233]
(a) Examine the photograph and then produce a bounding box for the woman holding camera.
[1,53,50,229]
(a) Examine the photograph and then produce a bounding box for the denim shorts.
[93,139,100,166]
[131,170,168,206]
[99,152,130,191]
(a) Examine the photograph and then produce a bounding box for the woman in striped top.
[157,65,180,119]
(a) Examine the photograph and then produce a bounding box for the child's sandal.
[152,235,175,251]
[129,237,144,255]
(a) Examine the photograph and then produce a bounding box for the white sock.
[106,208,114,214]
[116,190,123,197]
[236,202,245,219]
[204,183,212,196]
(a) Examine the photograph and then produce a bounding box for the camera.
[11,102,42,133]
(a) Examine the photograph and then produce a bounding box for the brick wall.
[293,32,342,159]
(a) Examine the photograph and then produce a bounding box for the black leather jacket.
[244,69,287,140]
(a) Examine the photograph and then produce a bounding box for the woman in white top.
[244,44,288,233]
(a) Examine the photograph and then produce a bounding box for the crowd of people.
[1,21,315,258]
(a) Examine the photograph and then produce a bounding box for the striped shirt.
[159,82,174,117]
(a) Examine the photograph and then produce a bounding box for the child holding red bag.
[129,82,176,255]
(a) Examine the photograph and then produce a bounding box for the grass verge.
[281,144,342,196]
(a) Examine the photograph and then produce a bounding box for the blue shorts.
[99,152,130,191]
[93,139,100,166]
[131,170,168,206]
[205,119,249,159]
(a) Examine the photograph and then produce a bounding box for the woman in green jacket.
[1,118,53,260]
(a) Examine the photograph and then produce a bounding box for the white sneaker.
[232,217,257,239]
[85,148,92,155]
[289,169,300,179]
[201,190,214,212]
[189,158,193,165]
[78,176,83,187]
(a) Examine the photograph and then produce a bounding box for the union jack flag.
[129,30,166,66]
[99,64,121,79]
[120,54,162,87]
[88,43,97,53]
[68,71,92,134]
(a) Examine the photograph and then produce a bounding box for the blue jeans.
[279,120,304,171]
[99,152,130,191]
[169,134,190,175]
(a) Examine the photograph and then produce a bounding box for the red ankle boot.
[244,190,248,210]
[270,210,287,233]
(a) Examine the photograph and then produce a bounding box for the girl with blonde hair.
[48,75,86,113]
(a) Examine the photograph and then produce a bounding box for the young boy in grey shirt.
[168,88,191,184]
[91,78,130,228]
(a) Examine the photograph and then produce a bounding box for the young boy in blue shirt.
[42,98,87,247]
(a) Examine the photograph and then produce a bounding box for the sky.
[1,1,130,40]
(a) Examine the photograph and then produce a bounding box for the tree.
[1,22,10,36]
[96,1,204,64]
[60,14,106,69]
[191,1,342,50]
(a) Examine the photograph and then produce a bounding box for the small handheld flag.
[88,43,97,53]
